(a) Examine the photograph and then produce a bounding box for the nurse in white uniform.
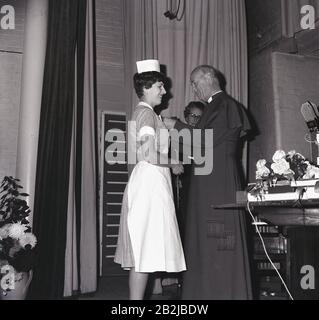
[114,59,186,300]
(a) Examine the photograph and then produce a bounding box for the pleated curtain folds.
[29,0,97,299]
[123,0,248,120]
[64,0,98,297]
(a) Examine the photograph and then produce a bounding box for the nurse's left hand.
[163,117,176,130]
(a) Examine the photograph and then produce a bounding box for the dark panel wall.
[246,0,282,54]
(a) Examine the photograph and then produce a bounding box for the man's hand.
[163,117,177,130]
[172,163,184,176]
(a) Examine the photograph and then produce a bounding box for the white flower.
[256,159,271,179]
[271,158,291,175]
[18,232,37,249]
[272,150,286,163]
[0,260,8,269]
[303,165,319,179]
[256,167,271,179]
[8,222,28,240]
[256,159,267,170]
[0,224,12,239]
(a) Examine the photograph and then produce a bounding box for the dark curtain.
[29,0,87,300]
[75,0,87,294]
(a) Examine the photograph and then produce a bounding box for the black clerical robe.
[174,92,252,300]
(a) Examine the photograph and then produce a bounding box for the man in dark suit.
[164,65,252,299]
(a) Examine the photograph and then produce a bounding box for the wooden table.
[215,199,319,299]
[214,199,319,226]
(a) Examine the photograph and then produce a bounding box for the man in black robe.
[164,65,252,299]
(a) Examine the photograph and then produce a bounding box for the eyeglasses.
[190,74,205,88]
[190,80,199,89]
[187,113,202,119]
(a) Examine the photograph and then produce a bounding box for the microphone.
[301,101,319,132]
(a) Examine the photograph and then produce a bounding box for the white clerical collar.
[138,101,153,110]
[208,90,223,103]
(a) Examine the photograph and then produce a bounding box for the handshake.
[162,117,177,130]
[162,117,184,176]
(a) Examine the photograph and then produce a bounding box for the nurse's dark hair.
[133,71,165,98]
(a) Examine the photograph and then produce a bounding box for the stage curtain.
[64,0,98,296]
[30,0,89,299]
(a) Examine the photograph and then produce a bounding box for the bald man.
[164,65,252,300]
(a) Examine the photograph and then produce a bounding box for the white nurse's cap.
[136,59,160,74]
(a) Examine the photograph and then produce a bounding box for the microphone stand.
[316,131,319,166]
[314,112,319,166]
[301,101,319,165]
[307,102,319,165]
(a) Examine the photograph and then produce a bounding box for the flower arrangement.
[248,150,319,196]
[0,176,37,275]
